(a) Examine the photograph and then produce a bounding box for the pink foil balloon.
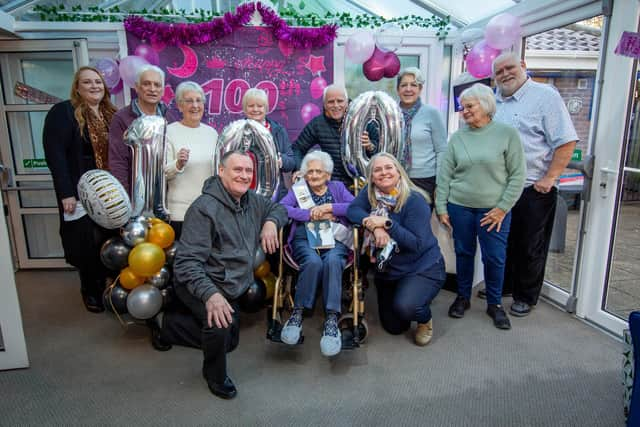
[485,13,522,50]
[134,44,160,66]
[119,56,150,87]
[300,103,321,124]
[310,76,328,99]
[345,30,376,64]
[466,40,501,78]
[362,47,386,82]
[93,57,120,89]
[383,52,401,78]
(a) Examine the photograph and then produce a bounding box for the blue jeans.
[448,203,511,306]
[291,237,349,313]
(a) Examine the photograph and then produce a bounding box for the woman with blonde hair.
[43,66,117,312]
[347,153,445,346]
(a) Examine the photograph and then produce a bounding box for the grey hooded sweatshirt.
[173,175,287,303]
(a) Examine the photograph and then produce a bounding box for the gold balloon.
[253,261,271,280]
[149,217,165,226]
[147,223,175,249]
[119,266,145,290]
[128,242,166,277]
[262,272,277,300]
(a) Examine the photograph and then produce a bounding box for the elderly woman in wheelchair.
[278,150,355,356]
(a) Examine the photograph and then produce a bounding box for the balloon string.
[105,275,132,330]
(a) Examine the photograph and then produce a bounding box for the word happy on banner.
[615,31,640,59]
[126,27,334,142]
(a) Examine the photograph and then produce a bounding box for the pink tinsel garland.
[124,2,338,48]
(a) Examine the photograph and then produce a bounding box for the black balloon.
[238,280,266,313]
[100,237,131,271]
[103,284,129,314]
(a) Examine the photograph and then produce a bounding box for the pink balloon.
[278,40,295,58]
[466,40,501,78]
[485,13,522,50]
[110,79,123,95]
[310,76,328,99]
[345,30,376,64]
[300,103,321,124]
[93,57,120,89]
[134,44,160,66]
[362,47,386,82]
[383,52,401,78]
[119,56,149,88]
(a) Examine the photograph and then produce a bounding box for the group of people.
[43,51,577,400]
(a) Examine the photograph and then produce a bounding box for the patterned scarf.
[86,110,109,170]
[401,98,422,171]
[363,187,398,261]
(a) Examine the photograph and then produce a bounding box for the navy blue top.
[347,186,443,280]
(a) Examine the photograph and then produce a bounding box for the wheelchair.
[266,222,369,349]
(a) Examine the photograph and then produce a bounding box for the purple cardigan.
[279,180,355,245]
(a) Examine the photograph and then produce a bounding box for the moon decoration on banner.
[119,55,149,87]
[125,115,170,221]
[77,170,131,229]
[342,91,405,179]
[167,45,199,79]
[214,119,280,199]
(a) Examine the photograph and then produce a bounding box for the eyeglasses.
[180,98,204,105]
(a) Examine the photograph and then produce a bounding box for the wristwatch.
[384,219,393,230]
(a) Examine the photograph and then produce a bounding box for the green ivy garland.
[32,3,450,38]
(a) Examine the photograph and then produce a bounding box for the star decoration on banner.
[304,55,326,75]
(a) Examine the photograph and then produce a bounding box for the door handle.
[566,154,594,202]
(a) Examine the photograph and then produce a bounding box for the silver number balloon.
[214,119,280,199]
[125,115,170,221]
[341,91,405,178]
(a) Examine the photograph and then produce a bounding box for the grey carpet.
[0,270,625,426]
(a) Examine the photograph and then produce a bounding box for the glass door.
[0,39,88,268]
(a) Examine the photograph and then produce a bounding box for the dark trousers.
[375,259,445,334]
[161,286,240,384]
[448,203,511,306]
[169,221,183,242]
[503,186,557,305]
[411,176,436,207]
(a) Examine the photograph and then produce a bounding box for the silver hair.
[492,51,522,74]
[459,83,496,117]
[397,67,425,88]
[135,64,165,87]
[300,150,334,176]
[242,88,268,111]
[322,84,348,103]
[175,81,205,103]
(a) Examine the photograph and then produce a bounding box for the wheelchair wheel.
[338,313,368,344]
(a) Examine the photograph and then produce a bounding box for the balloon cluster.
[462,13,522,78]
[101,216,176,320]
[344,24,402,82]
[241,248,277,313]
[92,45,160,95]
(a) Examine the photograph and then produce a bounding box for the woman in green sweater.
[435,83,525,330]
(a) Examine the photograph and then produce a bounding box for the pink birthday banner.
[126,26,334,141]
[614,31,640,59]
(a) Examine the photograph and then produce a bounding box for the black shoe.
[146,319,172,351]
[207,376,237,399]
[477,288,512,300]
[487,304,511,330]
[82,294,105,313]
[510,300,533,317]
[448,296,470,318]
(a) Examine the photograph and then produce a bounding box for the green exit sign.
[23,158,47,168]
[571,149,582,162]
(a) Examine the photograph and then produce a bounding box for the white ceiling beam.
[0,10,16,36]
[408,0,467,27]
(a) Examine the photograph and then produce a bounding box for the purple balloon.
[383,52,401,78]
[485,13,522,50]
[119,55,149,88]
[93,57,120,89]
[110,79,123,95]
[300,102,321,124]
[466,40,501,78]
[345,30,376,64]
[134,44,160,66]
[362,47,386,82]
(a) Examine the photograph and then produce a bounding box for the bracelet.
[384,219,393,230]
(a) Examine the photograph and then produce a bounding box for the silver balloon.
[164,243,177,266]
[126,284,163,320]
[100,237,131,271]
[342,91,405,178]
[121,220,148,247]
[214,119,279,198]
[148,266,170,289]
[125,115,170,221]
[254,247,266,269]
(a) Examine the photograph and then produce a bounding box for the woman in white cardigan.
[164,81,218,239]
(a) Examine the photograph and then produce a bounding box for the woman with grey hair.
[164,80,218,239]
[396,67,448,204]
[279,150,354,357]
[435,83,525,330]
[242,88,294,200]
